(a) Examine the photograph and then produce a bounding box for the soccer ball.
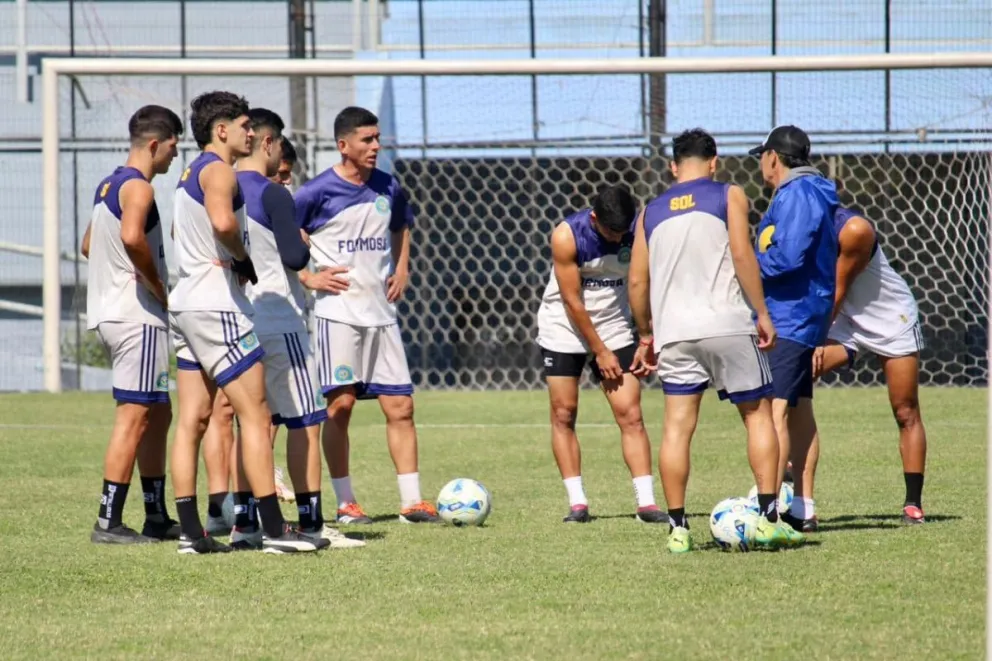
[709,497,760,552]
[747,481,794,514]
[436,478,492,527]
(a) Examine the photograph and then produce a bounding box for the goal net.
[36,54,992,392]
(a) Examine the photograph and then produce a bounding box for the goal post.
[39,52,992,393]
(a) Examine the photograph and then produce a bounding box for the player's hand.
[149,279,168,309]
[231,256,259,285]
[812,346,826,379]
[755,311,777,350]
[386,267,409,303]
[595,348,623,381]
[306,266,350,294]
[630,340,657,378]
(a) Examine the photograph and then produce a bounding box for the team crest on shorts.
[374,195,391,215]
[617,246,632,264]
[334,365,354,382]
[239,333,259,352]
[156,371,170,391]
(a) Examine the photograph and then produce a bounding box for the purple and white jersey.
[170,152,251,314]
[536,209,635,354]
[643,178,754,347]
[295,167,414,327]
[833,207,918,339]
[239,170,308,335]
[86,166,167,329]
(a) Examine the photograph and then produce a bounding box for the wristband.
[638,337,653,347]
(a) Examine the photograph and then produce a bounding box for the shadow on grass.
[817,512,960,533]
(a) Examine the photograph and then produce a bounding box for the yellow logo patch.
[758,225,776,253]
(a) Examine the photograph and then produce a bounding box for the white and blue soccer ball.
[437,478,491,527]
[747,481,794,515]
[709,497,760,552]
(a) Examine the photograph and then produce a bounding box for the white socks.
[632,475,656,508]
[397,472,422,508]
[790,496,816,519]
[331,476,356,507]
[563,476,588,508]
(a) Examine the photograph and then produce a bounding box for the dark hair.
[128,105,183,146]
[592,184,636,233]
[779,152,810,168]
[334,106,379,140]
[247,108,284,151]
[189,91,249,149]
[672,128,717,164]
[280,137,298,165]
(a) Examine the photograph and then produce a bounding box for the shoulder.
[838,213,875,250]
[261,180,294,206]
[200,159,236,189]
[550,221,578,259]
[120,177,154,206]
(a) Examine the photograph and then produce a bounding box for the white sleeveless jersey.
[643,178,755,347]
[238,170,308,335]
[169,152,252,314]
[834,207,918,338]
[536,209,634,354]
[85,166,168,330]
[296,167,414,327]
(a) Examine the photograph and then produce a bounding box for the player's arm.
[727,185,775,349]
[262,183,310,271]
[387,182,414,303]
[627,210,656,376]
[119,179,167,306]
[291,183,350,294]
[80,221,92,259]
[201,162,256,283]
[756,189,818,279]
[832,215,875,319]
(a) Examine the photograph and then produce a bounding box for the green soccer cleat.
[667,526,693,554]
[754,516,805,549]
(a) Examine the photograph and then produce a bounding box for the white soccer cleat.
[300,524,366,549]
[274,467,295,503]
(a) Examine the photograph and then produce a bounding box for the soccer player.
[296,106,439,524]
[170,91,321,554]
[535,184,665,524]
[231,107,363,549]
[786,198,929,529]
[83,105,183,544]
[628,128,803,552]
[748,126,838,498]
[273,136,297,188]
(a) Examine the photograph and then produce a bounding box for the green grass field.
[0,388,985,660]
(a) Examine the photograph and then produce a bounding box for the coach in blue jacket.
[750,125,838,494]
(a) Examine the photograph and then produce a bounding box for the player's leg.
[542,348,590,522]
[315,318,370,524]
[202,390,236,535]
[782,398,820,532]
[91,323,169,544]
[766,339,816,486]
[595,344,664,523]
[135,401,180,540]
[371,324,438,523]
[656,342,710,552]
[881,349,928,524]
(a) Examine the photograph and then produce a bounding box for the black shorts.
[540,344,637,382]
[767,338,815,407]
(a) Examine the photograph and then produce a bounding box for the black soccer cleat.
[178,533,233,555]
[91,523,158,545]
[781,511,818,533]
[141,517,182,541]
[562,505,591,524]
[262,527,328,554]
[635,505,669,524]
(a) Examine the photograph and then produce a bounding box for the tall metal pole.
[638,0,646,141]
[529,0,538,157]
[418,0,427,157]
[70,0,81,387]
[180,0,188,167]
[288,0,309,179]
[884,0,892,152]
[648,0,666,154]
[770,0,777,127]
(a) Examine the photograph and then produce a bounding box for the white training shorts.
[170,310,264,387]
[96,321,170,404]
[314,318,413,399]
[258,330,328,428]
[657,334,773,404]
[828,316,924,359]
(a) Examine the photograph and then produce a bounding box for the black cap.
[748,125,811,159]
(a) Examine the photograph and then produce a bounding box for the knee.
[148,404,173,434]
[615,405,645,434]
[383,396,415,425]
[550,403,577,431]
[892,399,921,430]
[328,394,356,423]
